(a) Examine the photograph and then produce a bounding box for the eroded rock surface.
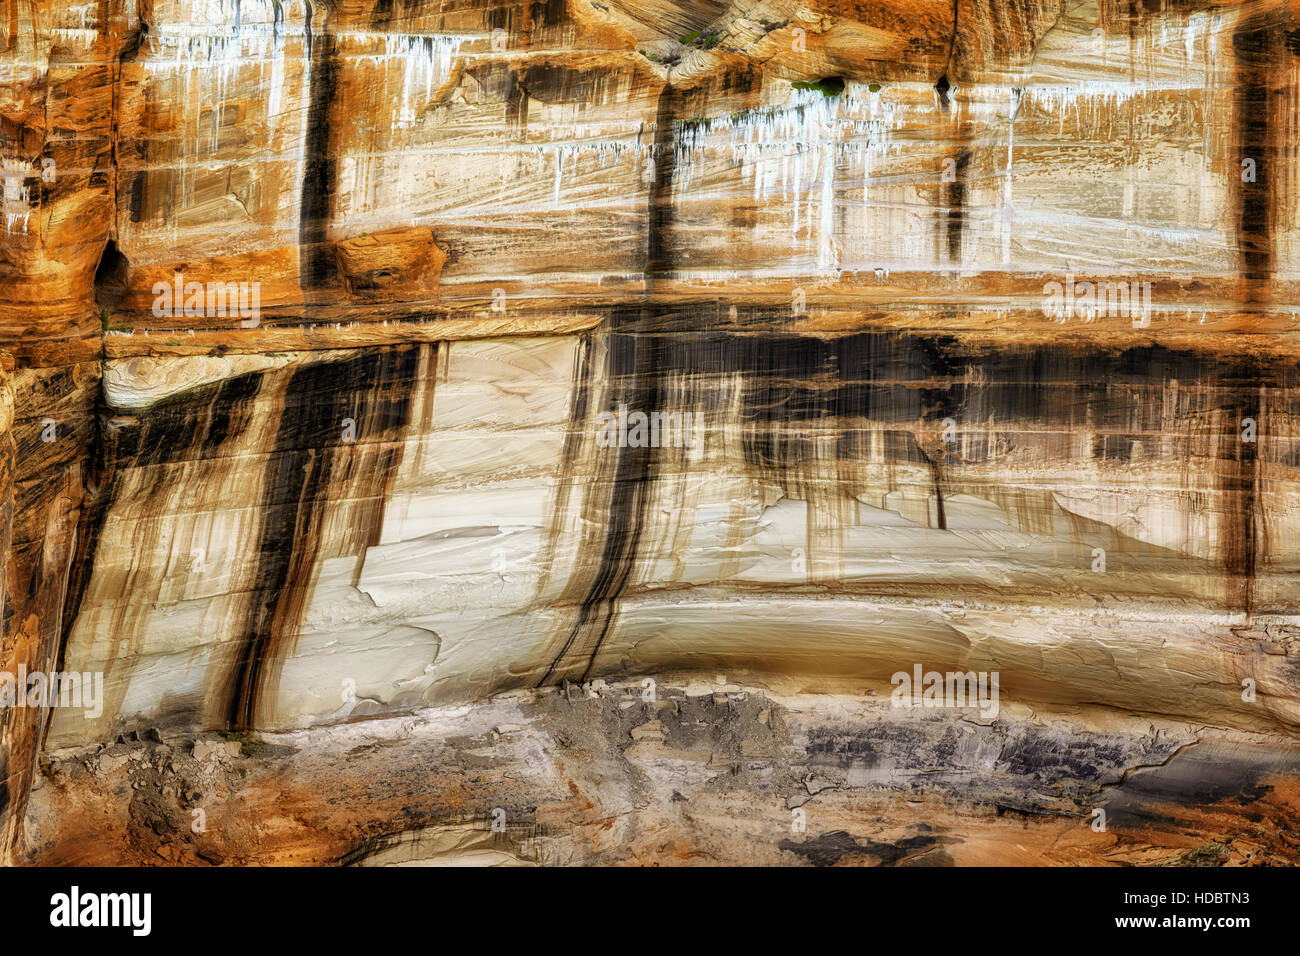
[2,0,1299,864]
[22,680,1300,865]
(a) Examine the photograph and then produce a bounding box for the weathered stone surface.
[333,226,447,296]
[2,0,1299,865]
[20,683,1300,866]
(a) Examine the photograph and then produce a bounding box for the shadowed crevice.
[298,2,340,289]
[534,81,692,686]
[225,346,423,730]
[1231,6,1286,288]
[942,148,972,269]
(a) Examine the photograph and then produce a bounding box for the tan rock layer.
[2,0,1300,864]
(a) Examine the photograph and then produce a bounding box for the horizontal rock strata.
[1,0,1298,863]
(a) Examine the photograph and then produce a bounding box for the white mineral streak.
[337,31,467,129]
[1003,88,1019,266]
[0,159,30,236]
[63,2,99,30]
[130,2,475,242]
[138,0,311,230]
[673,85,903,275]
[545,142,638,209]
[334,71,645,241]
[931,0,1243,274]
[267,9,286,119]
[942,30,1232,274]
[43,0,101,50]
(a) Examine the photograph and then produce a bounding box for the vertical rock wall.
[2,0,1299,861]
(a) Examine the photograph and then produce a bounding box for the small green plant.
[792,77,846,98]
[221,730,265,758]
[639,49,678,66]
[99,307,109,331]
[1180,841,1229,866]
[678,29,721,50]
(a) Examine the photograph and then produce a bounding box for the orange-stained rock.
[3,0,1300,869]
[334,226,447,297]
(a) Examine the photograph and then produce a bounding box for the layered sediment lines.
[2,0,1299,862]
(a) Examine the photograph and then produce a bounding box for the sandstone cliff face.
[2,0,1300,865]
